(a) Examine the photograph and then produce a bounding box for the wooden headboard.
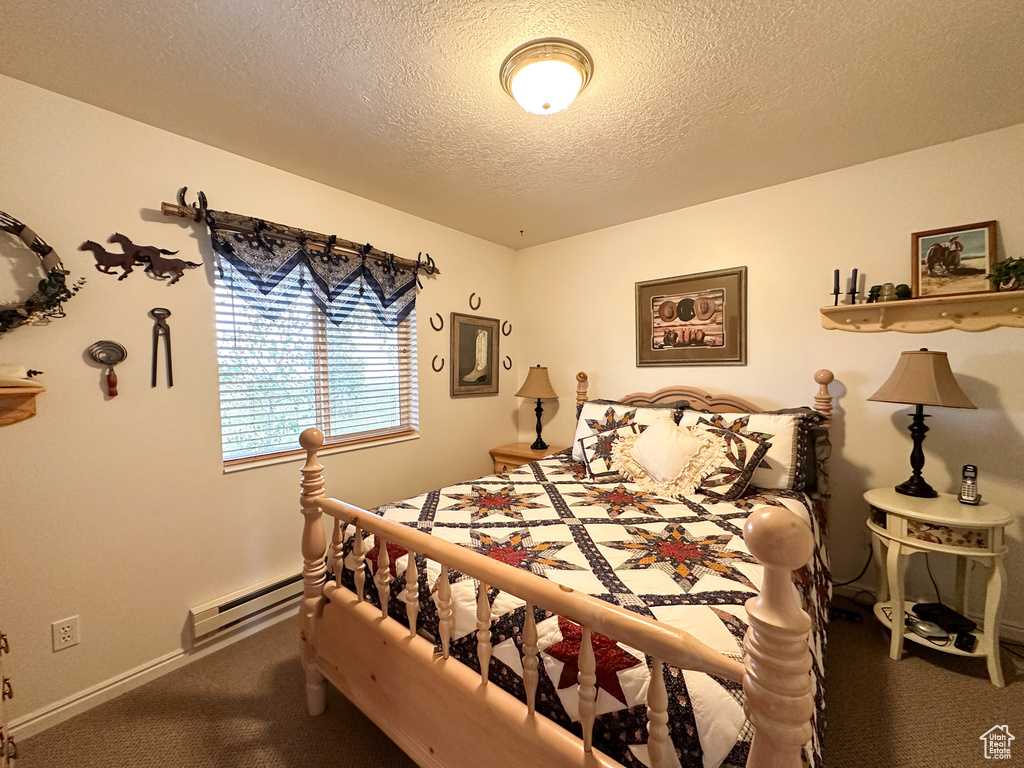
[574,370,835,425]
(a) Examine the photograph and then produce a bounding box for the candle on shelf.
[851,268,858,290]
[833,269,840,294]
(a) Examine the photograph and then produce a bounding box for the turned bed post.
[741,507,816,768]
[813,369,834,427]
[576,371,589,410]
[299,428,329,716]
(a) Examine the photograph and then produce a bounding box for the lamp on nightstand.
[868,348,976,498]
[516,365,559,450]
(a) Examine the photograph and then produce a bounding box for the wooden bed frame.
[298,369,835,768]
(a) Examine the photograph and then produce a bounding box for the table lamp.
[868,348,976,497]
[516,365,559,450]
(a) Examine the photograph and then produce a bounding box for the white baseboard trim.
[9,598,299,741]
[832,581,1024,644]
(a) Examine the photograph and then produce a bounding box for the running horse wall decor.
[107,233,202,285]
[81,234,202,285]
[80,240,139,280]
[109,234,202,286]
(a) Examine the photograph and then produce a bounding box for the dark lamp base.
[895,405,938,498]
[895,475,938,498]
[530,397,548,451]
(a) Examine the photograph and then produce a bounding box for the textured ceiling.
[2,0,1023,249]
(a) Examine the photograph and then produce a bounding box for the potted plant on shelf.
[987,257,1024,291]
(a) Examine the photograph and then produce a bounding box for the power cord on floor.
[832,547,872,587]
[828,591,874,623]
[829,591,875,611]
[848,589,875,608]
[1000,641,1024,660]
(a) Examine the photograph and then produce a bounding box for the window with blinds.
[214,260,419,465]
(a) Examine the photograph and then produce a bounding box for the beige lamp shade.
[515,365,558,400]
[868,349,976,409]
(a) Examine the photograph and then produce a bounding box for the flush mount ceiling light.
[500,37,594,115]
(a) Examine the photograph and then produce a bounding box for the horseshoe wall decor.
[175,186,208,221]
[429,313,444,331]
[468,293,481,310]
[431,355,445,372]
[502,356,512,370]
[501,321,512,336]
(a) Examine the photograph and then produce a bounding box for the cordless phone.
[958,464,980,505]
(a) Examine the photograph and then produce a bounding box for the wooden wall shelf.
[0,385,45,426]
[820,291,1024,333]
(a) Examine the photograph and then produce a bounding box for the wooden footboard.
[299,371,834,768]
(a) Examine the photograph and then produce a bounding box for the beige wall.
[0,74,520,724]
[514,122,1024,633]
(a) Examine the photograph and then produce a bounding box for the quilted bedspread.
[333,451,830,768]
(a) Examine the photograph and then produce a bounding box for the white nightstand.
[864,487,1010,687]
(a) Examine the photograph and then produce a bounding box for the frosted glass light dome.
[509,59,583,115]
[500,38,594,116]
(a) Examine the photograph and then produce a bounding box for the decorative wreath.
[0,210,85,334]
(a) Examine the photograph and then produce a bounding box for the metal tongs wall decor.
[150,307,173,387]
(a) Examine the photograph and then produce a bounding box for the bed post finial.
[299,427,328,716]
[742,506,815,768]
[576,371,589,408]
[813,369,834,427]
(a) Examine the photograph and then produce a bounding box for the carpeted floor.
[19,598,1023,767]
[19,618,417,768]
[822,596,1023,767]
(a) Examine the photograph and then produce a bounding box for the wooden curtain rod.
[160,188,439,275]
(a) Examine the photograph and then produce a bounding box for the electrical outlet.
[51,616,79,651]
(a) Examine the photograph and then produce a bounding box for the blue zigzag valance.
[206,214,435,328]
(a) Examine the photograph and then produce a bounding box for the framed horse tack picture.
[450,313,499,396]
[635,267,747,367]
[912,221,997,298]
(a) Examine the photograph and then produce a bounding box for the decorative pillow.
[689,421,772,500]
[578,424,638,480]
[767,407,829,495]
[571,400,688,462]
[676,410,816,491]
[610,418,727,498]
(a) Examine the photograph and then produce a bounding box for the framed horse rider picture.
[635,267,747,366]
[912,221,997,298]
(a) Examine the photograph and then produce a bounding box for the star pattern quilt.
[333,451,829,768]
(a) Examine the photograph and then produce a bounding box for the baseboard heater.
[189,570,303,642]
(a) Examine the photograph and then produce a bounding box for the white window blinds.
[214,259,418,464]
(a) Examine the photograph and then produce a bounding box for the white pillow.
[611,417,727,498]
[631,417,705,483]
